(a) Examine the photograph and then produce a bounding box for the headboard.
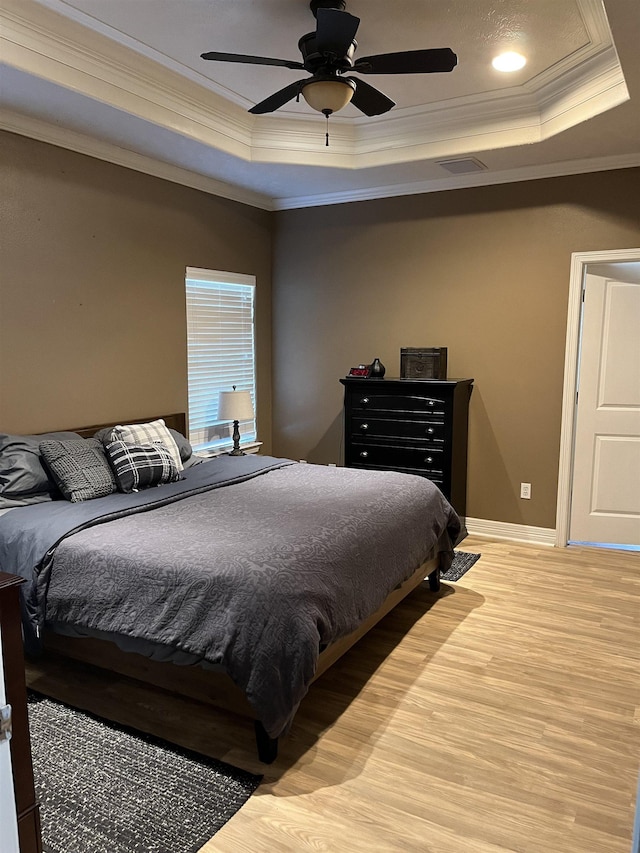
[67,413,187,439]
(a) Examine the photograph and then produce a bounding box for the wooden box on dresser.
[340,377,474,516]
[0,573,42,853]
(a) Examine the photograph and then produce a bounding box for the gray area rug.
[27,692,262,853]
[441,551,481,582]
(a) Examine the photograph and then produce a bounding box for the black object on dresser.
[0,573,42,853]
[340,377,473,516]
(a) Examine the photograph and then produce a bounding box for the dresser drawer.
[350,442,444,475]
[351,416,445,443]
[352,393,446,417]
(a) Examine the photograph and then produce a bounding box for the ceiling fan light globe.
[301,79,355,113]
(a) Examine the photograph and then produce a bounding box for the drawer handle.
[360,397,369,406]
[360,451,369,458]
[428,400,435,407]
[426,427,435,434]
[360,423,369,431]
[425,456,434,464]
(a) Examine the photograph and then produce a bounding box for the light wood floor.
[27,537,640,853]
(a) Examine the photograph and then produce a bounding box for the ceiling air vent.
[436,157,488,175]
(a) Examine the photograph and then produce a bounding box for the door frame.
[556,247,640,547]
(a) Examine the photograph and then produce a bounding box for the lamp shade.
[301,78,355,114]
[218,388,254,422]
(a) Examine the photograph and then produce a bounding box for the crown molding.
[0,1,253,158]
[0,109,275,210]
[538,46,629,137]
[4,106,638,212]
[0,0,629,169]
[272,153,640,209]
[24,0,254,109]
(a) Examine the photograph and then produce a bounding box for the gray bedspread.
[0,456,461,738]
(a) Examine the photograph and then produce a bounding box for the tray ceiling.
[1,0,639,209]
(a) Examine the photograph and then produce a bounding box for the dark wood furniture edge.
[339,377,474,385]
[68,412,186,440]
[0,573,42,853]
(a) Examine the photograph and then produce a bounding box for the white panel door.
[569,274,640,545]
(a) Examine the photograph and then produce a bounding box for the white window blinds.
[185,267,256,453]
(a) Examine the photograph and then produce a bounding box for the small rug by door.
[27,692,262,853]
[441,551,481,582]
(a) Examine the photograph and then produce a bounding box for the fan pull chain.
[323,109,331,147]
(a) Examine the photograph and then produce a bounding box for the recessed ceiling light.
[492,52,527,72]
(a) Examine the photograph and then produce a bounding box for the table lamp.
[218,385,255,456]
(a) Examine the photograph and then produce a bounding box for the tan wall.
[2,130,638,529]
[0,132,274,451]
[272,169,640,529]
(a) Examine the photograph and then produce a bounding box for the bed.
[0,412,463,762]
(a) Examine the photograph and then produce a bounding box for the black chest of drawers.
[340,377,473,516]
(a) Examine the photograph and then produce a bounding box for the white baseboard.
[465,517,556,547]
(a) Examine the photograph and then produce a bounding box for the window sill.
[194,441,263,459]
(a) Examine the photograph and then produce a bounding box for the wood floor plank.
[26,537,640,852]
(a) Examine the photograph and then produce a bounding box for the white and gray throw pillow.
[39,438,117,502]
[109,419,184,472]
[105,439,182,493]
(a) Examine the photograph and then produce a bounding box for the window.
[185,267,256,453]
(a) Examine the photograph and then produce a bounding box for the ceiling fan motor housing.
[310,0,347,16]
[298,31,357,73]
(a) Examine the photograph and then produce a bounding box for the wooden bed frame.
[37,412,442,762]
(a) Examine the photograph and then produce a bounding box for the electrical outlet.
[520,482,531,499]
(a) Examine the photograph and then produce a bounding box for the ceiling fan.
[201,0,457,119]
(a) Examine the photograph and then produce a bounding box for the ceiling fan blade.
[347,78,395,117]
[248,80,305,114]
[201,51,304,71]
[315,8,360,56]
[354,48,457,75]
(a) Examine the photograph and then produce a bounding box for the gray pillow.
[0,430,82,507]
[168,428,194,463]
[39,438,117,502]
[92,426,114,445]
[182,454,203,469]
[0,492,54,510]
